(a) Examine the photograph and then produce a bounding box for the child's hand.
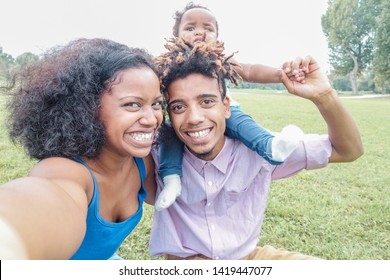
[281,56,311,84]
[279,56,332,101]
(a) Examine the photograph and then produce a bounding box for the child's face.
[177,8,218,46]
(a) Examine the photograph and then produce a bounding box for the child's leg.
[156,122,184,211]
[225,106,278,164]
[225,107,301,165]
[158,122,184,178]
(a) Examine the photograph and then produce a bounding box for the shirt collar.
[183,137,234,175]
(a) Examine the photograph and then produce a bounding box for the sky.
[1,0,330,71]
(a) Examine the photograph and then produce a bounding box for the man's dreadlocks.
[155,37,242,99]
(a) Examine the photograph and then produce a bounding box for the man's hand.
[280,56,332,101]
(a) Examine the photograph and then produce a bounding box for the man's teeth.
[130,132,152,141]
[188,129,210,138]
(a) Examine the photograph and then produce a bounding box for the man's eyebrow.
[198,93,219,99]
[168,99,184,107]
[168,93,218,107]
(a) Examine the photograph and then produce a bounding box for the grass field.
[1,90,389,260]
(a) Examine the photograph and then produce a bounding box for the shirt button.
[208,181,213,186]
[207,202,212,206]
[215,256,220,260]
[211,225,216,230]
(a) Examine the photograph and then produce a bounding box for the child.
[155,2,306,211]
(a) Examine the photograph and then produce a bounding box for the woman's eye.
[123,102,140,110]
[152,101,163,109]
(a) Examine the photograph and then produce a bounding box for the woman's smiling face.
[99,67,163,158]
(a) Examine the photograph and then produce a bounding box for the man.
[150,38,363,260]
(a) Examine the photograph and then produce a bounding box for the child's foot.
[155,174,182,211]
[271,125,304,162]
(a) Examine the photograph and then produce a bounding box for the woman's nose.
[140,107,159,127]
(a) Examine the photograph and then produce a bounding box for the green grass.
[1,92,389,260]
[0,96,36,184]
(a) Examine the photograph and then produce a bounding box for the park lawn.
[1,92,389,260]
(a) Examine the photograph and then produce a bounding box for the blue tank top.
[70,157,146,260]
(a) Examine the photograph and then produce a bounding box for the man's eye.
[202,99,215,106]
[170,104,185,112]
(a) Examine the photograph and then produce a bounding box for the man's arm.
[279,56,363,163]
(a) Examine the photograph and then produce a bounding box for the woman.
[0,38,163,259]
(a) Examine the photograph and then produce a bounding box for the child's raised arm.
[232,57,309,84]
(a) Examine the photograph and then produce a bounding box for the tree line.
[236,0,389,94]
[0,47,39,82]
[1,0,389,94]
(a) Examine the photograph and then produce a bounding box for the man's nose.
[187,106,204,124]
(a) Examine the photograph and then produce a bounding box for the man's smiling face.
[167,73,230,161]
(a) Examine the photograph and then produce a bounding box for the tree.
[322,0,379,95]
[0,49,39,81]
[14,52,39,71]
[331,76,352,92]
[372,0,390,93]
[0,47,15,80]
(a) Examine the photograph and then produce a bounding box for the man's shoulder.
[224,137,267,164]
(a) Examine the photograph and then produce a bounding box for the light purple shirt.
[150,134,332,259]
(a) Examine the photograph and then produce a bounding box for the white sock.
[271,125,304,162]
[155,174,182,211]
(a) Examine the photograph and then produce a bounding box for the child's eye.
[186,27,194,31]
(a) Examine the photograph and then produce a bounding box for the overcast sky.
[1,0,330,71]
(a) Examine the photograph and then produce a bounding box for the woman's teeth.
[130,132,153,141]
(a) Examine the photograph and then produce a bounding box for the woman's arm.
[143,154,157,205]
[0,160,89,259]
